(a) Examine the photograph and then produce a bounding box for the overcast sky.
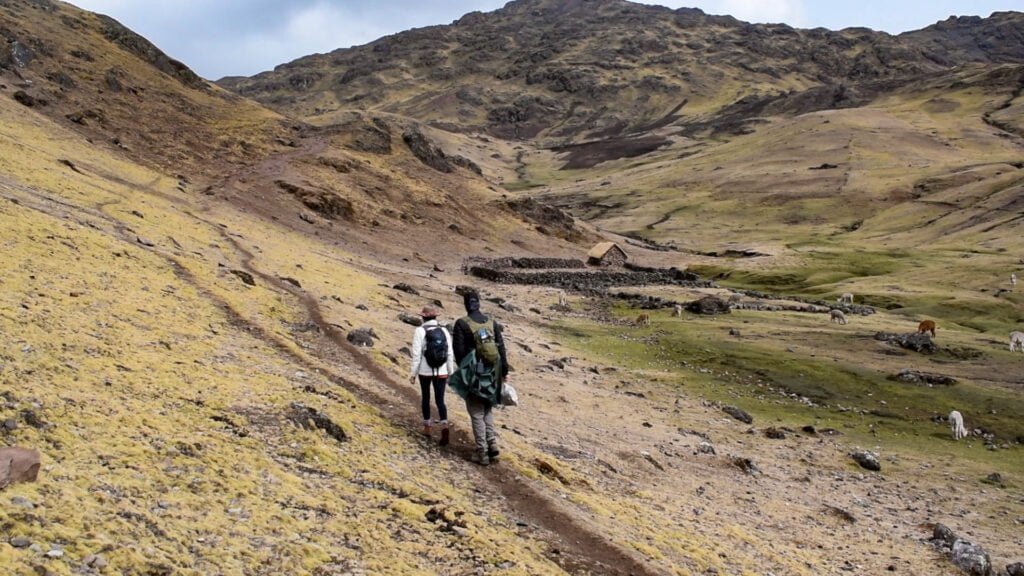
[67,0,1024,80]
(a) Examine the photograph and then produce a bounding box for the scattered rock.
[728,328,741,336]
[823,504,856,523]
[356,304,369,311]
[981,472,1004,487]
[891,369,956,386]
[398,312,422,327]
[393,283,420,296]
[801,425,817,435]
[346,328,377,347]
[764,427,786,440]
[731,456,760,476]
[686,295,731,315]
[454,285,476,297]
[279,277,302,289]
[136,236,156,248]
[809,162,839,170]
[697,441,716,455]
[0,448,41,489]
[20,409,47,429]
[12,90,44,107]
[10,496,34,509]
[951,539,993,576]
[433,264,445,272]
[851,450,881,471]
[932,523,958,548]
[874,332,937,354]
[229,269,256,286]
[9,536,31,548]
[287,403,347,443]
[722,405,753,424]
[1005,562,1024,576]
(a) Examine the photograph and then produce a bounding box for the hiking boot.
[439,427,450,447]
[473,452,490,466]
[421,422,432,437]
[487,446,500,461]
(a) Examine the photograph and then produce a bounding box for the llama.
[672,304,683,317]
[557,291,568,308]
[917,320,937,337]
[1010,331,1024,352]
[635,313,650,327]
[949,410,967,440]
[829,309,847,325]
[837,293,854,305]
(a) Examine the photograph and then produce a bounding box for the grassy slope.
[0,95,564,575]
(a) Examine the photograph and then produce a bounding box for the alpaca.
[837,293,854,305]
[949,410,967,440]
[918,320,937,337]
[635,313,650,327]
[1010,331,1024,352]
[829,309,847,325]
[672,304,683,317]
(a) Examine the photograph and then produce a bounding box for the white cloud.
[644,0,809,26]
[716,0,808,25]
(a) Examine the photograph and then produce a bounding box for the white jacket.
[410,320,456,378]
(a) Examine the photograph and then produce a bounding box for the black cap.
[463,290,480,314]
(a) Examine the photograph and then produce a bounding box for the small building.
[587,242,628,267]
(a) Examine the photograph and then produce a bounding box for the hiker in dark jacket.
[452,290,509,465]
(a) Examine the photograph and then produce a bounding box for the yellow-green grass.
[0,96,563,575]
[552,307,1024,478]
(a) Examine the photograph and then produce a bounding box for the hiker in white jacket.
[409,306,456,445]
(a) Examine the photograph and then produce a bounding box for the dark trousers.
[418,375,448,423]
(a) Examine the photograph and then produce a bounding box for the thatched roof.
[587,242,625,260]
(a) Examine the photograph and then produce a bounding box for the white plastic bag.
[500,383,519,407]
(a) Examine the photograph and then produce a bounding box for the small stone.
[851,450,881,472]
[45,549,64,559]
[398,312,422,327]
[765,427,786,440]
[136,236,156,247]
[722,405,753,424]
[356,304,369,311]
[2,419,16,430]
[10,496,34,509]
[92,555,109,568]
[1005,561,1024,576]
[9,536,32,548]
[697,441,715,455]
[392,283,420,296]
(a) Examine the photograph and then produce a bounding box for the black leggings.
[418,375,448,422]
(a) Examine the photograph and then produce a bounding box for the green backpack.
[464,317,500,366]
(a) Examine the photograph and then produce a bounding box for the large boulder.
[0,448,41,489]
[950,540,992,576]
[686,295,731,315]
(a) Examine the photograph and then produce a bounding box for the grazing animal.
[829,309,847,325]
[1012,272,1018,287]
[949,410,967,440]
[635,313,650,327]
[672,304,683,317]
[557,292,568,308]
[917,320,937,337]
[837,292,854,305]
[1010,331,1024,352]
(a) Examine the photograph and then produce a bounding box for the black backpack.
[423,326,448,370]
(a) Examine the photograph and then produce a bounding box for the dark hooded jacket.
[453,291,510,379]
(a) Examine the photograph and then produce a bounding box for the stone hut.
[587,242,627,267]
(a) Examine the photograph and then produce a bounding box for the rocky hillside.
[218,0,1024,143]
